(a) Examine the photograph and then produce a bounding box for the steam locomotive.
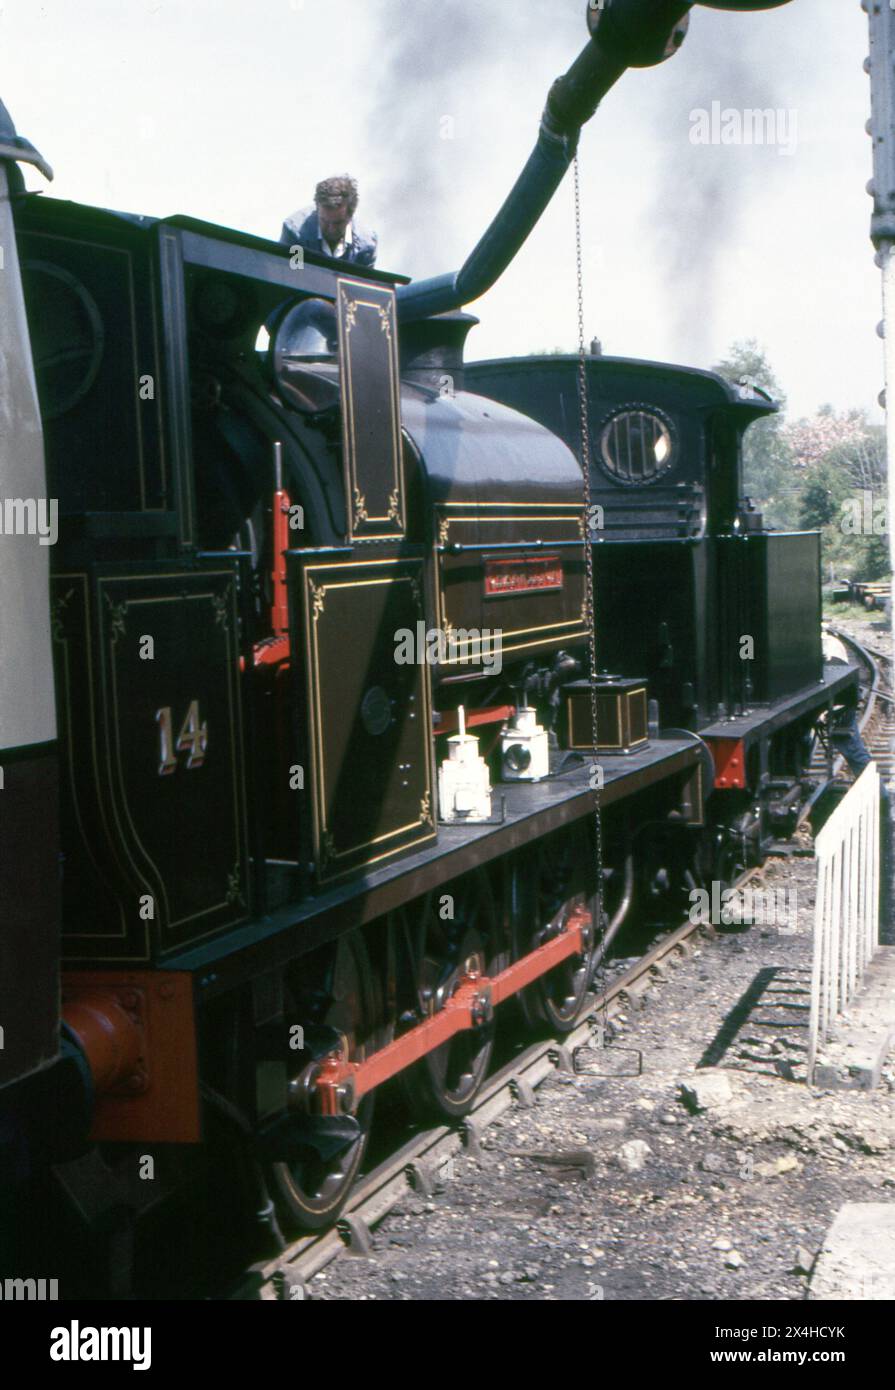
[0,0,849,1288]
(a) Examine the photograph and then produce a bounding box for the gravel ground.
[312,855,895,1301]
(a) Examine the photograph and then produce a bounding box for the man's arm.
[351,226,378,268]
[279,206,315,249]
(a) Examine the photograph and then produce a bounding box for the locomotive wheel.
[402,870,503,1120]
[712,823,748,888]
[511,829,597,1034]
[269,932,378,1231]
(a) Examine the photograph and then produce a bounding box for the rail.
[797,626,882,828]
[807,762,881,1082]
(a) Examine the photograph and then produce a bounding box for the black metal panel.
[289,551,436,885]
[337,279,405,540]
[701,662,858,744]
[154,226,196,549]
[170,219,409,287]
[593,538,718,728]
[16,219,167,523]
[726,532,823,704]
[0,749,59,1089]
[53,563,249,961]
[436,505,588,669]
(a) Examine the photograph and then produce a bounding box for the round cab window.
[599,407,674,485]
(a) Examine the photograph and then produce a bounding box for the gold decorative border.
[100,578,247,939]
[53,574,142,956]
[629,688,649,744]
[300,555,436,883]
[54,568,248,962]
[338,277,405,539]
[434,508,589,659]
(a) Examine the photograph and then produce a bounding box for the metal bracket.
[549,1044,577,1075]
[462,1118,484,1161]
[471,984,494,1026]
[274,1269,310,1302]
[509,1075,537,1108]
[337,1212,373,1256]
[405,1158,437,1198]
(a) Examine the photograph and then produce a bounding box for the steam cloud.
[363,0,575,278]
[362,2,797,370]
[646,17,787,366]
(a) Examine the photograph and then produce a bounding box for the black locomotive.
[1,0,848,1288]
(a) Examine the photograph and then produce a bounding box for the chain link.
[573,153,607,1034]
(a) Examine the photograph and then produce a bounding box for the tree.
[712,340,797,530]
[799,458,850,530]
[785,405,868,471]
[791,410,889,579]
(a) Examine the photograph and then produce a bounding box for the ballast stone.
[615,1140,652,1173]
[809,1203,895,1300]
[679,1070,733,1112]
[754,1153,801,1178]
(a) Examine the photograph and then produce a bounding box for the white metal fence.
[808,763,881,1082]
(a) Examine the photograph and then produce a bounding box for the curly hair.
[314,175,359,216]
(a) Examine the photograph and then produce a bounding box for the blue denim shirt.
[279,206,378,268]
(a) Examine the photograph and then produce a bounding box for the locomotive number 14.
[156,701,208,775]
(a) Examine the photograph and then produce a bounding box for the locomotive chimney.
[399,310,479,392]
[397,0,794,325]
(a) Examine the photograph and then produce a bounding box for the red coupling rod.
[314,905,591,1115]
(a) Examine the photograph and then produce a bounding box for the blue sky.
[0,0,881,421]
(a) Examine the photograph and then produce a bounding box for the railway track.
[829,625,894,780]
[798,626,890,830]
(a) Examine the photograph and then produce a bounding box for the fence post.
[808,763,882,1083]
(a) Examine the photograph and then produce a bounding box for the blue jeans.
[830,715,871,775]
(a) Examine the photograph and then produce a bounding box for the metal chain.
[573,153,607,1038]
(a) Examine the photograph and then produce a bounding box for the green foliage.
[860,531,890,580]
[714,340,890,580]
[799,459,850,530]
[821,600,867,622]
[712,339,796,531]
[714,339,783,399]
[795,418,889,579]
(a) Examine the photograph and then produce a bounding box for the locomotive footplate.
[164,734,703,999]
[701,663,860,790]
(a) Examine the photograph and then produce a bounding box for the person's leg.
[830,713,872,775]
